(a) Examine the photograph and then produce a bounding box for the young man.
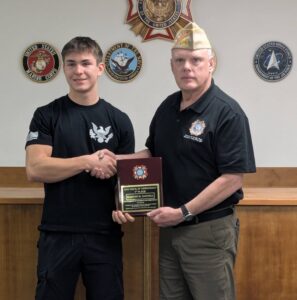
[110,23,256,300]
[25,37,135,300]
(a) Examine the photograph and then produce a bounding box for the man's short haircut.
[61,36,103,63]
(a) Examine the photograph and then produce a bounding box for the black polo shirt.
[146,81,256,211]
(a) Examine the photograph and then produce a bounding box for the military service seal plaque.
[104,43,142,83]
[254,41,293,82]
[126,0,193,41]
[22,42,60,83]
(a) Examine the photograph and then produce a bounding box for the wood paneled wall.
[235,206,297,300]
[1,167,297,300]
[0,168,159,300]
[0,203,159,300]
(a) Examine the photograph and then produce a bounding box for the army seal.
[104,43,142,83]
[22,42,60,83]
[254,41,293,82]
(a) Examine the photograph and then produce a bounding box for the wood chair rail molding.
[243,167,297,187]
[0,167,41,187]
[1,167,297,188]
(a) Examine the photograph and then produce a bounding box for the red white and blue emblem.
[22,42,60,83]
[133,165,148,180]
[126,0,193,41]
[189,119,206,136]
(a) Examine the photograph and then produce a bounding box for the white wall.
[1,0,296,166]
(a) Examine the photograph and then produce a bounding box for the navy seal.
[104,42,142,83]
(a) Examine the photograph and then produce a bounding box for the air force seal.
[254,41,293,82]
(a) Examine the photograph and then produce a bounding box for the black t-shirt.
[146,81,256,210]
[26,95,135,234]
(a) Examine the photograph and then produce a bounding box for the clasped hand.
[87,149,117,179]
[112,207,183,227]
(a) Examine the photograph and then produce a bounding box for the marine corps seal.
[22,42,60,83]
[254,41,293,82]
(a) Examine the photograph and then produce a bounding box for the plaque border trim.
[120,183,161,213]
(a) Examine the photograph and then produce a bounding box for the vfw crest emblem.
[126,0,193,41]
[89,123,114,143]
[133,165,148,180]
[189,119,205,136]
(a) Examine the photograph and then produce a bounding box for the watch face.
[184,214,194,222]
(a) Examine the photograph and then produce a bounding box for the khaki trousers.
[159,213,239,300]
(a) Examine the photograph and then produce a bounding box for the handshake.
[86,149,119,180]
[86,148,137,224]
[85,148,183,227]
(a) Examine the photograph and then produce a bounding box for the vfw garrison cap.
[172,22,212,50]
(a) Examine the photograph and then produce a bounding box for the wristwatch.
[180,204,194,221]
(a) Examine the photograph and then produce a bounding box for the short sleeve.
[25,107,53,148]
[215,113,256,174]
[145,111,158,156]
[115,112,135,154]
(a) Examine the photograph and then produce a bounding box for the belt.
[174,206,234,228]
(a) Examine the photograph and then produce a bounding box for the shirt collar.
[171,79,216,114]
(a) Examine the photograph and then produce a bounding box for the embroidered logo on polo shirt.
[184,119,206,143]
[189,119,206,136]
[89,123,114,144]
[26,131,39,142]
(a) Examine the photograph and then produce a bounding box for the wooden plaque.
[116,157,163,216]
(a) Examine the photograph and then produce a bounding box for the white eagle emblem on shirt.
[89,122,114,143]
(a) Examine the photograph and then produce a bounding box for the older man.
[111,22,256,300]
